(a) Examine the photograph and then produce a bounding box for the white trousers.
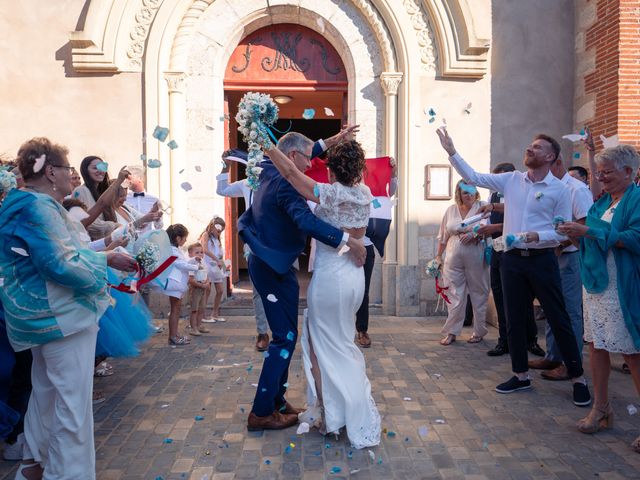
[440,241,490,338]
[23,324,98,480]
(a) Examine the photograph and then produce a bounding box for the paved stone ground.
[1,316,639,480]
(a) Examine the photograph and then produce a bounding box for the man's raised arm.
[435,128,509,194]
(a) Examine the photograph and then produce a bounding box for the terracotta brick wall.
[582,0,640,149]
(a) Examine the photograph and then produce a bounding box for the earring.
[52,184,57,192]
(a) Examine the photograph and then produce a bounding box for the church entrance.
[221,24,347,295]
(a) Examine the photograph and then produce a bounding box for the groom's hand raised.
[346,236,367,267]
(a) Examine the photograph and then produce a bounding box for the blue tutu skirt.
[96,269,153,358]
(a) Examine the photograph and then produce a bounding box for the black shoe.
[573,381,592,407]
[528,342,546,357]
[487,343,509,357]
[495,376,531,394]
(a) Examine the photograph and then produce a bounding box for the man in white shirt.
[529,154,593,380]
[436,129,591,406]
[125,166,163,233]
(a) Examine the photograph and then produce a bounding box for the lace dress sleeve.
[316,183,372,229]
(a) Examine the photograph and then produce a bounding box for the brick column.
[578,0,640,149]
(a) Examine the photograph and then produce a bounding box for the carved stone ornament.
[380,72,404,96]
[403,0,437,72]
[127,0,163,69]
[164,72,187,93]
[350,0,396,71]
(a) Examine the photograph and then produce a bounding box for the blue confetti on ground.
[284,445,292,454]
[347,451,353,459]
[240,407,245,413]
[195,415,204,421]
[163,438,173,444]
[386,431,396,438]
[264,459,271,465]
[330,466,342,474]
[325,443,331,449]
[246,365,253,372]
[573,152,581,159]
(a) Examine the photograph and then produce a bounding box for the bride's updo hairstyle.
[327,140,366,186]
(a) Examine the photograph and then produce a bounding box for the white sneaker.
[3,433,24,461]
[202,317,217,323]
[215,317,226,323]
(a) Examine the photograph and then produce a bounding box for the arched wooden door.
[222,24,348,286]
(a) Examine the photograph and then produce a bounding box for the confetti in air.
[266,294,278,302]
[280,349,290,360]
[372,199,381,209]
[464,102,472,114]
[195,166,202,172]
[302,108,316,120]
[418,426,428,437]
[152,126,170,142]
[96,161,109,172]
[180,182,193,192]
[147,159,162,168]
[11,247,29,257]
[140,154,147,161]
[296,422,310,434]
[324,107,335,117]
[286,331,295,341]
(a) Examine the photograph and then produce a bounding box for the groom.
[239,132,366,430]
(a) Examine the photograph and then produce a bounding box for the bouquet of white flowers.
[135,241,160,274]
[0,169,17,196]
[235,92,279,190]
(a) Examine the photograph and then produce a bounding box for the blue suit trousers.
[248,254,299,417]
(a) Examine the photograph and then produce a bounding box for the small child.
[200,216,228,323]
[164,224,198,346]
[187,243,211,335]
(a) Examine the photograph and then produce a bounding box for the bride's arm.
[265,146,320,203]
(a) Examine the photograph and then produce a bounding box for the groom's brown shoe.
[278,401,303,415]
[247,411,298,431]
[356,331,371,348]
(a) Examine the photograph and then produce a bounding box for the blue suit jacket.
[238,160,343,274]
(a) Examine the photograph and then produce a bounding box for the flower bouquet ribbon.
[426,258,451,307]
[235,92,280,190]
[109,230,177,294]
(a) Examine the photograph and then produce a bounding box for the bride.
[266,139,381,448]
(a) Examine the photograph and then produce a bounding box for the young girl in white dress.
[164,224,199,346]
[266,138,381,449]
[199,217,228,322]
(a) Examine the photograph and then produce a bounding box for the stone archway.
[69,0,490,315]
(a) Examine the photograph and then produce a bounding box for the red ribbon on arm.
[435,276,451,304]
[109,255,177,294]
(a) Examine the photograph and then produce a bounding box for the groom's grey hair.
[277,132,314,156]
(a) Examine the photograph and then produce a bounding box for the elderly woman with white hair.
[558,144,640,453]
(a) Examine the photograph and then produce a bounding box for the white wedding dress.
[299,182,381,449]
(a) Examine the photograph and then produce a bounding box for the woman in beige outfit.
[436,181,490,345]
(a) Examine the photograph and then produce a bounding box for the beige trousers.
[440,240,490,338]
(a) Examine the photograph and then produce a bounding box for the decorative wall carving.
[309,38,342,75]
[350,0,396,71]
[403,0,437,72]
[380,72,404,96]
[164,72,187,93]
[127,0,163,69]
